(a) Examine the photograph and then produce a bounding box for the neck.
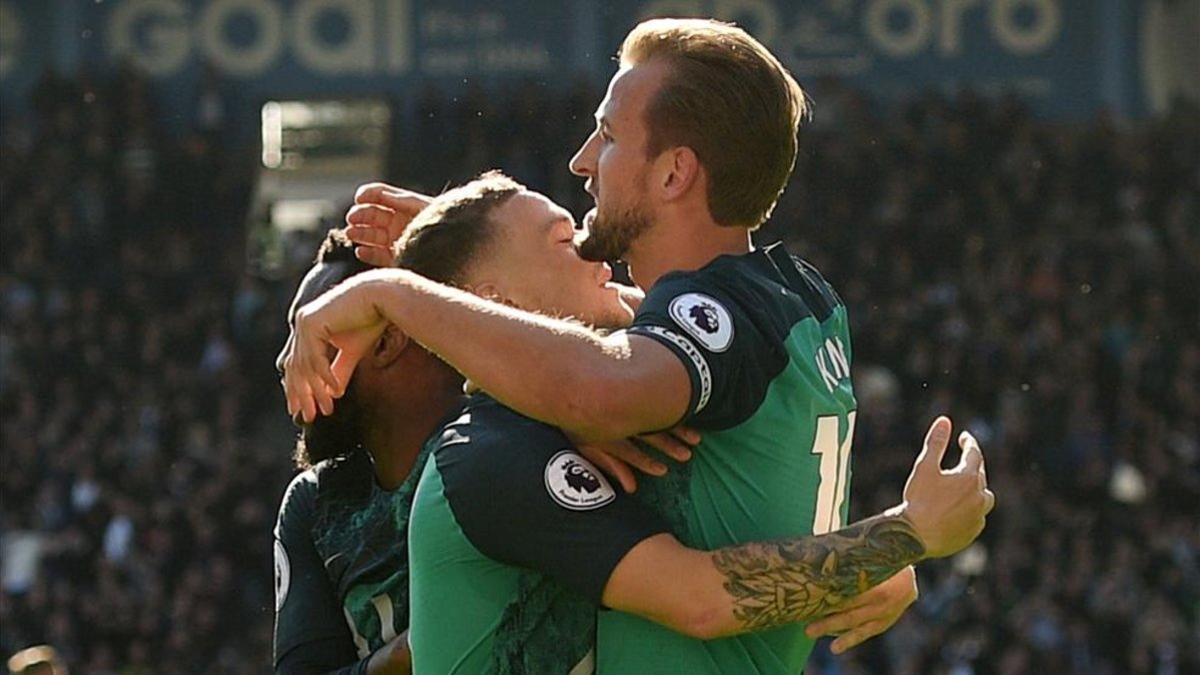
[625,210,753,289]
[362,375,462,490]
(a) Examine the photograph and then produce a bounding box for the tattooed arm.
[601,417,994,639]
[603,513,923,639]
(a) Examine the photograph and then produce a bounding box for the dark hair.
[291,228,372,470]
[394,170,524,284]
[619,18,809,228]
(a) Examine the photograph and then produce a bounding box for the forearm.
[357,270,653,438]
[700,512,925,638]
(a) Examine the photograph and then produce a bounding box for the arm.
[273,475,364,673]
[602,417,992,640]
[287,269,691,440]
[603,515,921,640]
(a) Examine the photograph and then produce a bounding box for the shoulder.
[433,396,567,467]
[274,468,319,539]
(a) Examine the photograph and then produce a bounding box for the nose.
[569,131,598,177]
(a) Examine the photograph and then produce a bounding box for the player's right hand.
[346,183,434,267]
[897,416,995,559]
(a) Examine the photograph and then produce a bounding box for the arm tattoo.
[711,515,925,632]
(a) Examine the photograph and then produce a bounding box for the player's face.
[569,62,668,262]
[477,191,633,328]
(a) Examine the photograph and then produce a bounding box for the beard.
[577,201,654,263]
[293,383,363,468]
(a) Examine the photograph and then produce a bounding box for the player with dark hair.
[271,228,466,675]
[283,17,993,673]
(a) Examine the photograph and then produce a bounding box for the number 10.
[811,412,856,535]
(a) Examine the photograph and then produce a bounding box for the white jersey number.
[810,411,856,535]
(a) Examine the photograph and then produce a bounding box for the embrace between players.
[272,18,995,675]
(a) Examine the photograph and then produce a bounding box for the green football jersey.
[273,446,431,667]
[407,396,669,674]
[603,242,857,674]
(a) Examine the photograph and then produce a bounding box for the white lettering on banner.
[107,0,190,76]
[293,0,374,74]
[992,0,1061,55]
[106,0,415,78]
[638,0,1062,61]
[0,1,21,79]
[199,0,284,75]
[866,0,934,57]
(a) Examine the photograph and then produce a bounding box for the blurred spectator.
[1,66,1196,674]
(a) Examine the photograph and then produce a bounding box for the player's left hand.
[805,565,918,654]
[282,273,391,422]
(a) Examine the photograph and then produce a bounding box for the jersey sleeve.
[273,471,360,669]
[626,273,786,430]
[436,426,669,606]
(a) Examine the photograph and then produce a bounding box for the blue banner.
[0,0,1148,130]
[600,0,1143,118]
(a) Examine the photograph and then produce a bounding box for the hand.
[805,565,917,654]
[346,183,433,267]
[575,426,699,493]
[898,417,995,559]
[282,275,389,422]
[367,630,411,674]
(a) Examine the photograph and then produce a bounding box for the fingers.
[914,416,953,477]
[806,603,874,639]
[982,488,996,514]
[579,446,639,493]
[636,432,693,463]
[602,453,639,494]
[346,204,396,233]
[354,245,396,268]
[955,430,983,474]
[829,621,886,655]
[354,183,432,214]
[671,426,701,445]
[612,440,668,476]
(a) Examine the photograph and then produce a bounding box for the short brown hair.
[619,18,808,227]
[394,170,524,285]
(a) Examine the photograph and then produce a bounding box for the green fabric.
[599,312,857,674]
[408,450,595,673]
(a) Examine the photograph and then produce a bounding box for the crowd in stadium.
[1,64,1196,674]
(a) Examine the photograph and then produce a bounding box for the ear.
[370,324,410,369]
[658,146,700,202]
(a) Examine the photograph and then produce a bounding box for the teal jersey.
[603,242,857,674]
[272,446,431,667]
[407,396,669,674]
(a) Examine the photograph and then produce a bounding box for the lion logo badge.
[544,451,616,510]
[669,293,734,352]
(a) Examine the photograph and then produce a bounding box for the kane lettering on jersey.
[273,445,432,669]
[605,241,858,674]
[407,395,669,674]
